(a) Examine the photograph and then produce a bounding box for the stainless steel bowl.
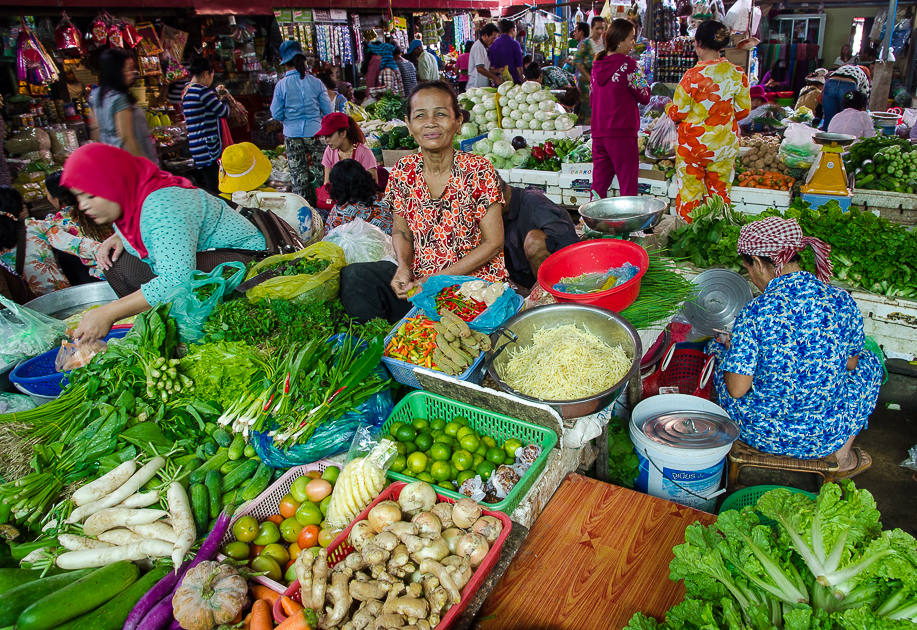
[25,283,117,320]
[578,196,669,235]
[486,303,642,419]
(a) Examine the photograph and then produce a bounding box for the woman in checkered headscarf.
[709,217,883,478]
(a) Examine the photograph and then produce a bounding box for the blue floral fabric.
[710,272,882,459]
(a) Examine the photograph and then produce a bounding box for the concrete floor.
[728,367,917,536]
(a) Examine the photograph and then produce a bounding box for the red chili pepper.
[284,372,291,394]
[262,393,275,412]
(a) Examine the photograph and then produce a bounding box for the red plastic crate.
[272,481,512,628]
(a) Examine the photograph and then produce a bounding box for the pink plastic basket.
[272,481,512,627]
[215,459,335,593]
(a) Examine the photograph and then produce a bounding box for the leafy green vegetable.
[180,341,254,411]
[607,416,639,488]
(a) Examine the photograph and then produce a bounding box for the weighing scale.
[801,132,856,210]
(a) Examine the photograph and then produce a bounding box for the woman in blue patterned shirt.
[710,217,882,478]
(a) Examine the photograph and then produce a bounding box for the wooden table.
[476,475,717,630]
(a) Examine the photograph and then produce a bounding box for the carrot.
[281,595,304,615]
[251,584,281,606]
[250,599,272,630]
[275,610,312,630]
[243,612,253,630]
[231,609,245,624]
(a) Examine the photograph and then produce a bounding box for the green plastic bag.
[245,241,346,304]
[161,262,247,342]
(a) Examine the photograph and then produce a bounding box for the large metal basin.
[25,283,117,320]
[486,303,642,419]
[578,196,669,235]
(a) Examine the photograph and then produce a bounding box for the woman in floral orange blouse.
[667,21,751,221]
[340,81,506,323]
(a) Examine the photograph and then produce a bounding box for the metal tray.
[25,283,117,320]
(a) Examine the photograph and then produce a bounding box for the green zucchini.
[204,471,222,519]
[0,568,94,626]
[16,561,139,630]
[212,428,232,448]
[220,459,246,475]
[188,448,229,485]
[52,565,170,630]
[190,484,209,533]
[0,568,43,596]
[240,463,272,501]
[243,444,256,458]
[204,422,218,435]
[221,459,259,492]
[228,433,245,461]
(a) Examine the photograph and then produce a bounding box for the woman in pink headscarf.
[710,217,882,478]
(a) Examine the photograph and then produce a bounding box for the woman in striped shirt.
[182,56,230,194]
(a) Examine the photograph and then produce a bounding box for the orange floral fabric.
[384,151,507,282]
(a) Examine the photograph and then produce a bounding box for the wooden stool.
[727,440,839,489]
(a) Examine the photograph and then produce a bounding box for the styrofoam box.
[731,185,792,209]
[496,168,512,181]
[852,187,917,211]
[560,162,593,177]
[730,202,772,216]
[563,190,593,207]
[514,169,561,187]
[507,169,526,184]
[546,185,562,195]
[638,177,668,196]
[545,192,564,205]
[559,173,593,189]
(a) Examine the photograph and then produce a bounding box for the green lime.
[412,417,430,431]
[472,454,484,468]
[459,434,480,453]
[482,436,498,449]
[390,454,407,473]
[476,444,488,457]
[395,442,407,456]
[403,441,418,455]
[453,416,469,426]
[425,458,434,472]
[430,443,452,462]
[407,452,428,474]
[320,466,340,485]
[456,470,476,486]
[452,449,473,472]
[415,433,434,452]
[486,447,505,465]
[450,464,460,479]
[457,426,476,440]
[419,426,434,435]
[431,429,443,439]
[396,425,418,442]
[505,456,515,465]
[476,461,497,481]
[438,481,456,491]
[431,419,446,431]
[503,438,523,459]
[431,461,451,481]
[389,421,405,437]
[444,421,462,437]
[434,434,453,444]
[416,472,436,483]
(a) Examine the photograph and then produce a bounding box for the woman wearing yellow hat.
[218,142,276,198]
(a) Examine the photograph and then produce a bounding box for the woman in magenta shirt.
[316,113,378,185]
[590,19,651,197]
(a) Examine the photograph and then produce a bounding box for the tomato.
[288,542,302,561]
[279,494,302,519]
[317,528,336,548]
[251,544,265,559]
[297,524,320,550]
[305,479,332,503]
[307,470,322,480]
[261,543,289,565]
[290,476,310,503]
[251,555,282,582]
[280,517,304,543]
[265,514,284,526]
[232,515,259,543]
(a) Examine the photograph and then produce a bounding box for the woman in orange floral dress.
[340,81,506,323]
[667,21,751,221]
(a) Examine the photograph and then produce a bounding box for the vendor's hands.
[96,234,124,271]
[73,306,115,344]
[391,266,417,300]
[713,329,732,349]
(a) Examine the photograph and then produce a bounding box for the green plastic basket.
[381,391,558,515]
[719,485,817,527]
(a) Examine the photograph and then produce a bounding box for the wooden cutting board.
[476,475,717,630]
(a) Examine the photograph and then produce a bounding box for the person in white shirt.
[408,40,440,82]
[827,90,875,139]
[467,24,503,88]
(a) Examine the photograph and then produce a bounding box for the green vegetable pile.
[846,136,917,192]
[667,196,745,271]
[607,416,639,488]
[378,125,418,150]
[620,252,698,330]
[367,91,407,122]
[627,481,917,630]
[263,257,331,277]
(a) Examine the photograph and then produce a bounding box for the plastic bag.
[245,241,346,305]
[554,263,640,294]
[0,393,36,414]
[640,95,672,118]
[55,338,108,372]
[323,219,396,265]
[778,122,819,169]
[724,0,759,33]
[647,115,677,159]
[160,262,246,342]
[408,275,524,334]
[0,296,67,363]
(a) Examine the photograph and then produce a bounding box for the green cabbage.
[460,123,479,138]
[492,139,515,158]
[487,128,506,143]
[472,138,493,155]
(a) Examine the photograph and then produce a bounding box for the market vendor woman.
[710,218,882,477]
[340,82,506,323]
[62,144,266,342]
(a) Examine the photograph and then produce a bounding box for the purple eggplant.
[187,508,233,570]
[125,560,190,630]
[137,594,178,630]
[168,620,183,630]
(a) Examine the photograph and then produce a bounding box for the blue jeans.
[821,78,857,130]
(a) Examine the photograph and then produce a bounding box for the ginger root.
[350,578,390,602]
[312,548,330,615]
[373,531,400,551]
[352,599,384,630]
[296,552,315,609]
[373,613,405,630]
[320,567,353,630]
[419,559,461,606]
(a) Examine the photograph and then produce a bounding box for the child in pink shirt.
[315,112,379,185]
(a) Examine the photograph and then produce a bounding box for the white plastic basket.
[216,459,335,593]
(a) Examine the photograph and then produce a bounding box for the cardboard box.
[723,48,752,73]
[382,150,414,168]
[638,167,667,182]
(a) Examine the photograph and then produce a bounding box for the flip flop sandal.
[836,447,872,480]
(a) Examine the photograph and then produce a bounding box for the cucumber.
[184,457,203,474]
[220,459,246,475]
[173,453,200,469]
[17,561,139,630]
[202,440,218,457]
[0,568,94,625]
[0,569,42,596]
[52,565,170,630]
[227,434,245,461]
[221,459,259,492]
[243,444,256,458]
[204,422,218,435]
[188,448,229,485]
[221,488,239,506]
[190,484,209,533]
[204,471,222,519]
[212,428,232,448]
[240,463,272,501]
[273,468,285,481]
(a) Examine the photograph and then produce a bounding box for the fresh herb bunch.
[263,257,332,277]
[668,196,746,271]
[620,253,697,330]
[368,92,407,121]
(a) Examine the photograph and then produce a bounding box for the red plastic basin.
[537,239,650,312]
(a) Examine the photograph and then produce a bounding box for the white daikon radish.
[98,529,146,546]
[71,460,137,506]
[118,492,160,509]
[68,457,165,523]
[128,521,178,543]
[58,534,114,552]
[167,482,195,568]
[56,539,173,569]
[82,508,169,536]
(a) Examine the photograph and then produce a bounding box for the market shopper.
[62,144,265,343]
[325,159,393,236]
[523,62,576,90]
[796,69,826,117]
[218,142,275,198]
[827,90,875,138]
[270,40,334,202]
[760,60,790,93]
[393,47,419,98]
[0,187,34,304]
[590,19,651,198]
[318,72,348,114]
[498,176,578,290]
[667,20,750,221]
[834,44,855,67]
[89,48,157,164]
[182,56,230,195]
[456,41,473,91]
[490,19,524,85]
[821,64,871,131]
[710,217,881,476]
[317,112,378,185]
[339,82,506,323]
[409,40,440,83]
[468,24,502,88]
[573,18,607,124]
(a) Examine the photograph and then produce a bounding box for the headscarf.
[61,144,195,258]
[736,217,833,283]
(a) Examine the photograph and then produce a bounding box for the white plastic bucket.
[630,394,733,512]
